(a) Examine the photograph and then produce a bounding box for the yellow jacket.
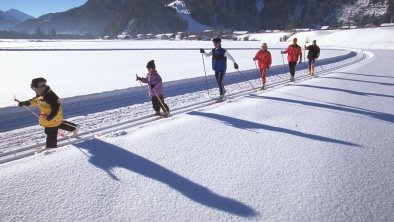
[29,88,63,128]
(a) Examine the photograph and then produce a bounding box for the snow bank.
[247,32,290,43]
[318,27,394,50]
[289,27,394,50]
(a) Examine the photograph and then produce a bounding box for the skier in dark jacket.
[136,60,170,117]
[18,78,80,149]
[305,40,320,76]
[200,38,239,100]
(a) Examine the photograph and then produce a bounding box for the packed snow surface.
[0,28,393,221]
[1,49,393,221]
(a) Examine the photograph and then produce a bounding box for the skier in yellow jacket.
[18,77,80,148]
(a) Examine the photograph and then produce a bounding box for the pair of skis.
[34,130,83,154]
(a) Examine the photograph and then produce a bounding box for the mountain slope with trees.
[11,0,394,37]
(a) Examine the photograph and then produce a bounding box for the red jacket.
[254,50,272,69]
[284,44,302,62]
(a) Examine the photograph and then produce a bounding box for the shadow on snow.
[248,95,394,124]
[76,138,257,218]
[320,76,394,86]
[335,71,394,79]
[292,84,394,99]
[188,111,359,147]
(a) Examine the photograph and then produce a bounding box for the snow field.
[1,49,392,221]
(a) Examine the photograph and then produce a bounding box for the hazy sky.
[0,0,88,18]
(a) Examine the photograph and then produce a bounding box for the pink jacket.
[140,71,164,97]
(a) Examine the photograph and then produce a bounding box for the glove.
[253,57,257,61]
[136,76,142,81]
[200,48,205,53]
[46,114,55,121]
[234,63,239,69]
[281,51,285,54]
[18,101,30,107]
[150,84,155,89]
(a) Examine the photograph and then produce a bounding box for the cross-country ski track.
[0,49,367,164]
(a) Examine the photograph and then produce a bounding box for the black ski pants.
[45,121,77,148]
[152,95,169,113]
[288,62,297,77]
[215,71,226,95]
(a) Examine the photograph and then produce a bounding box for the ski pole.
[201,53,210,96]
[15,96,77,129]
[236,69,256,89]
[316,59,326,72]
[151,88,170,116]
[280,53,290,81]
[14,97,39,118]
[136,74,151,101]
[303,47,306,74]
[254,61,263,85]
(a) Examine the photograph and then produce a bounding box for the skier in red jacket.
[281,38,302,82]
[253,43,272,90]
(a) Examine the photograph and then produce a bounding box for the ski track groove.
[0,50,368,164]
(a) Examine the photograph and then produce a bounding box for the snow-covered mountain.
[16,0,187,37]
[0,11,17,29]
[5,9,34,22]
[8,0,394,36]
[183,0,393,30]
[167,0,212,32]
[0,9,34,30]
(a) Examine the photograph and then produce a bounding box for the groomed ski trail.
[0,49,369,164]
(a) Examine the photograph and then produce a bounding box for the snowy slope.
[167,0,212,32]
[0,49,393,221]
[247,27,394,50]
[289,27,394,50]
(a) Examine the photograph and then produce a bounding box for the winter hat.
[31,77,47,89]
[212,38,221,43]
[146,60,156,69]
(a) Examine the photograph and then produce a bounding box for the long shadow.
[336,71,394,79]
[248,95,394,124]
[292,84,394,99]
[76,139,257,217]
[320,76,394,86]
[188,111,359,147]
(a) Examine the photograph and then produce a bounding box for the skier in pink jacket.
[136,60,170,117]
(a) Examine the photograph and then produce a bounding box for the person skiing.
[305,40,320,76]
[281,37,302,82]
[136,60,170,117]
[200,37,239,100]
[253,42,272,90]
[18,77,80,149]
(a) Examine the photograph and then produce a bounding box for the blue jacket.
[211,48,227,71]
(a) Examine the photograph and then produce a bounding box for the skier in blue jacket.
[200,38,238,100]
